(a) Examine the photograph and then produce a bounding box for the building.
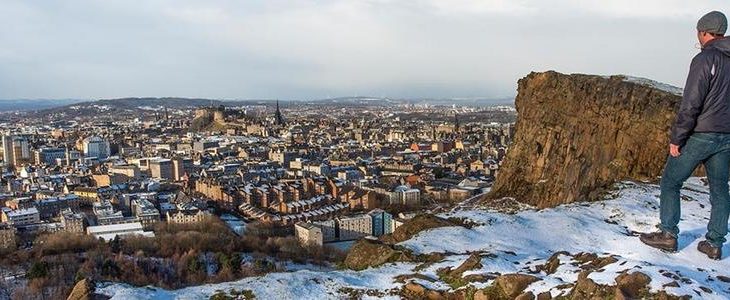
[313,219,337,242]
[131,198,161,228]
[72,187,100,202]
[93,200,125,225]
[83,136,111,159]
[60,208,85,233]
[109,165,142,180]
[86,222,155,241]
[34,147,67,165]
[150,158,174,180]
[391,217,406,233]
[336,214,373,241]
[391,185,421,206]
[11,137,31,166]
[36,194,81,220]
[1,207,40,227]
[269,149,297,166]
[193,140,219,152]
[172,158,194,181]
[2,135,13,166]
[295,222,323,246]
[368,209,393,237]
[92,173,127,186]
[4,197,34,210]
[337,170,364,182]
[165,203,209,224]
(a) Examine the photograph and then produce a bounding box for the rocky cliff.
[489,71,683,208]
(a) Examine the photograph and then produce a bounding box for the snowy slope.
[98,178,730,299]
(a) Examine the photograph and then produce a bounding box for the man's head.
[697,11,727,47]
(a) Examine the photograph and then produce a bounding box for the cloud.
[0,0,726,99]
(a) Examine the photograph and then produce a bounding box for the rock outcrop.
[190,105,228,132]
[345,214,457,271]
[344,239,411,271]
[67,279,108,300]
[489,71,683,208]
[381,214,456,244]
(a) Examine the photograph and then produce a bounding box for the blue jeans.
[660,132,730,248]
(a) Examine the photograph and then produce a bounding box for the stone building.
[336,214,372,241]
[60,208,85,234]
[166,203,209,224]
[294,222,323,246]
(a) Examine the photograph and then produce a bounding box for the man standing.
[640,11,730,260]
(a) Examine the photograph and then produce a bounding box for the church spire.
[274,100,284,126]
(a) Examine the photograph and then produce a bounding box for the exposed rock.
[718,275,730,283]
[381,214,456,244]
[569,271,614,299]
[568,270,690,300]
[437,252,485,288]
[401,282,453,300]
[190,106,228,132]
[404,282,427,295]
[573,252,619,270]
[515,291,535,300]
[494,274,541,299]
[539,251,569,275]
[67,279,108,300]
[489,71,683,208]
[447,252,484,278]
[344,239,411,271]
[473,290,489,300]
[615,271,651,298]
[536,292,552,300]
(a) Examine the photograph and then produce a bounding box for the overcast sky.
[0,0,726,100]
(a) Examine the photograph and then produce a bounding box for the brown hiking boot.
[698,240,722,260]
[639,231,677,253]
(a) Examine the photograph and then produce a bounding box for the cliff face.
[489,71,683,208]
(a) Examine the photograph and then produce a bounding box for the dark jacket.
[670,37,730,146]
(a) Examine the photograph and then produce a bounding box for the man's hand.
[669,144,681,157]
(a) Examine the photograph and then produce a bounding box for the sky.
[0,0,727,100]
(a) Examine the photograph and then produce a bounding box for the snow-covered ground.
[98,178,730,299]
[621,75,684,96]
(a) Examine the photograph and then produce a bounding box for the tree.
[27,261,49,279]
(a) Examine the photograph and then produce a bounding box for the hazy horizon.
[0,1,726,100]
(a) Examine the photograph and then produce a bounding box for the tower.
[274,100,285,126]
[454,113,460,133]
[2,134,13,166]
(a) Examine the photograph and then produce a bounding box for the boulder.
[615,271,651,298]
[568,270,614,299]
[494,274,541,299]
[539,251,569,275]
[515,291,535,300]
[344,239,410,271]
[437,252,486,289]
[67,279,108,300]
[536,292,552,300]
[489,71,683,208]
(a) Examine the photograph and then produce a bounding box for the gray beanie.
[697,11,727,35]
